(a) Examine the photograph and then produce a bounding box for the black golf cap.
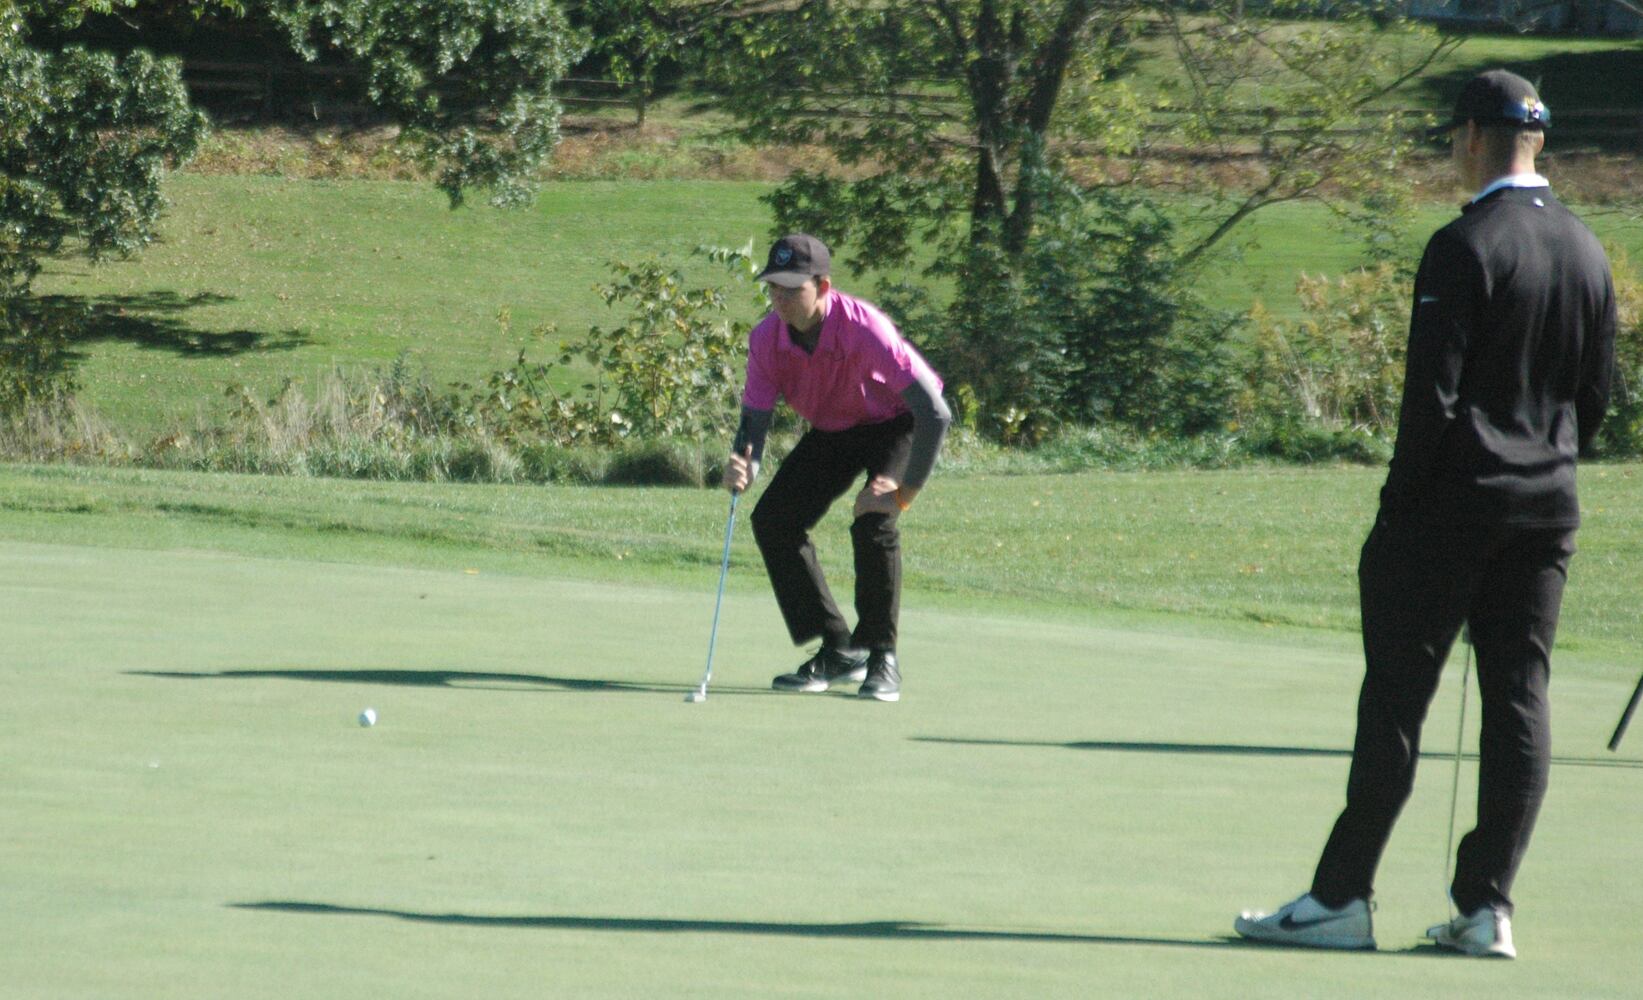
[1428,69,1550,139]
[757,234,831,288]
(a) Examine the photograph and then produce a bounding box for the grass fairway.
[2,465,1640,998]
[33,177,779,434]
[33,174,1643,437]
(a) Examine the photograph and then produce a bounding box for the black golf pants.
[1311,515,1575,917]
[750,414,914,652]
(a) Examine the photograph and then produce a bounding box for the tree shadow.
[29,292,311,359]
[1419,47,1643,152]
[911,737,1643,770]
[128,667,777,697]
[229,901,1243,951]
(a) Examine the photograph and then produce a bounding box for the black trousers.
[1311,515,1575,917]
[750,414,915,652]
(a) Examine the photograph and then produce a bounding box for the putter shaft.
[689,492,739,701]
[1608,670,1643,751]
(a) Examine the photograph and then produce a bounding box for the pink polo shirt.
[741,290,940,432]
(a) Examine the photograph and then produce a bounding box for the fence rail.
[175,59,1643,146]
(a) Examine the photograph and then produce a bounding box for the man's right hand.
[723,445,754,493]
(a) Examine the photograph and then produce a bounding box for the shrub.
[1596,247,1643,458]
[883,185,1241,444]
[0,301,80,416]
[603,438,707,486]
[466,251,753,448]
[1240,264,1408,438]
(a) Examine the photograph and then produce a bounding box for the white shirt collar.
[1471,172,1549,204]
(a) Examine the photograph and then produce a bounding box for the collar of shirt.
[1470,172,1549,204]
[774,294,836,354]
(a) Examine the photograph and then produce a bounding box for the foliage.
[1596,246,1643,458]
[571,253,748,440]
[456,250,751,448]
[1,0,580,409]
[1149,3,1453,269]
[568,0,696,126]
[882,185,1240,443]
[0,301,80,415]
[0,23,205,299]
[1240,263,1409,437]
[699,1,1452,442]
[261,0,583,208]
[703,1,1456,271]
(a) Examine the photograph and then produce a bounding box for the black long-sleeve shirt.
[1381,186,1616,527]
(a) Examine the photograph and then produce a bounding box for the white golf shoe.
[1234,893,1376,950]
[1427,906,1516,959]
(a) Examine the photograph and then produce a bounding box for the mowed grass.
[1,463,1640,998]
[33,175,1643,437]
[32,177,779,434]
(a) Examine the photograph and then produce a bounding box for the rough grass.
[30,173,1643,440]
[3,462,1640,660]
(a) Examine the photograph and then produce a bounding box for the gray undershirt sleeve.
[899,369,952,490]
[732,406,773,478]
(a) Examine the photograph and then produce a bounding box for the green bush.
[882,185,1241,444]
[1240,264,1408,438]
[466,251,752,448]
[516,442,608,484]
[1242,421,1393,464]
[1596,247,1643,458]
[603,438,707,486]
[0,302,80,415]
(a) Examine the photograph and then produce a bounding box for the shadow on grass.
[128,667,777,697]
[912,737,1643,770]
[1420,46,1643,153]
[230,901,1243,950]
[31,291,311,358]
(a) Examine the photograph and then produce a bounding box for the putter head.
[684,689,706,703]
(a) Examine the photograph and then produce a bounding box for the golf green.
[3,535,1637,998]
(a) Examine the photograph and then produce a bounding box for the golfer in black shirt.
[1235,70,1616,958]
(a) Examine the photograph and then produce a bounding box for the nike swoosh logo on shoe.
[1278,911,1356,931]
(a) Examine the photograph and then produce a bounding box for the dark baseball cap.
[756,234,831,288]
[1429,69,1550,138]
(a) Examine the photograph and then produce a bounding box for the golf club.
[1443,623,1472,916]
[685,491,739,703]
[1607,670,1643,752]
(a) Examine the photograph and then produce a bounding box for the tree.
[261,1,583,208]
[570,0,700,126]
[1,2,213,300]
[2,0,582,302]
[705,1,1456,270]
[700,2,1457,437]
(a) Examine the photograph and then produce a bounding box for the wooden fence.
[178,60,1643,148]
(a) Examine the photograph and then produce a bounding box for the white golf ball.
[358,708,378,727]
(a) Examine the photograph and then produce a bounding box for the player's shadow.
[28,292,310,358]
[912,737,1643,770]
[128,667,776,697]
[230,901,1241,951]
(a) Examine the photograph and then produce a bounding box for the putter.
[1443,623,1472,917]
[685,491,739,703]
[1608,670,1643,752]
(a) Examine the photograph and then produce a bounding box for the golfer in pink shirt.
[722,234,951,702]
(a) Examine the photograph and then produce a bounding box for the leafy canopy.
[0,0,582,303]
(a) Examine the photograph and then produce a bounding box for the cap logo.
[774,247,794,266]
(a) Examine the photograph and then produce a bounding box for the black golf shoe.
[857,650,901,702]
[772,645,869,693]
